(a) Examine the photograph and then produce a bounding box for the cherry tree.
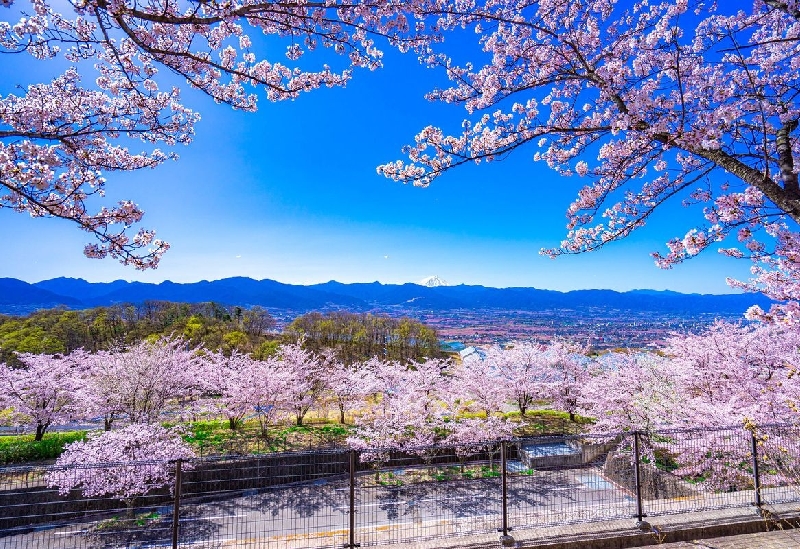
[0,0,433,266]
[220,354,289,438]
[274,341,327,426]
[541,340,592,422]
[377,1,800,318]
[72,348,126,431]
[580,335,800,490]
[46,424,195,516]
[0,353,82,440]
[350,357,451,454]
[444,415,512,472]
[453,352,509,417]
[200,350,260,430]
[347,360,428,472]
[325,357,376,424]
[489,341,549,417]
[80,338,204,426]
[348,389,431,451]
[663,321,800,428]
[581,351,681,435]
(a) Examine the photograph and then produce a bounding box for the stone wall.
[604,451,697,500]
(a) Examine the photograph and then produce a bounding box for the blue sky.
[0,25,755,293]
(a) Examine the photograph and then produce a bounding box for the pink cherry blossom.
[0,352,83,440]
[376,1,800,317]
[1,0,426,266]
[46,424,195,503]
[78,338,205,426]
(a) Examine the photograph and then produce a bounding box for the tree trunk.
[569,411,576,422]
[125,498,136,520]
[339,404,346,424]
[229,417,239,430]
[34,423,47,441]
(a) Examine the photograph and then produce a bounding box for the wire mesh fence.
[508,434,635,529]
[356,441,505,546]
[0,460,177,549]
[2,424,799,549]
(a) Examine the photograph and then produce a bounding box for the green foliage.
[275,423,353,448]
[181,420,232,443]
[176,419,352,455]
[222,330,248,352]
[507,409,594,436]
[135,512,161,527]
[377,472,404,486]
[643,449,680,472]
[0,408,15,426]
[0,431,87,464]
[94,511,162,530]
[480,465,501,478]
[287,311,444,364]
[0,322,65,365]
[0,301,278,362]
[252,339,280,360]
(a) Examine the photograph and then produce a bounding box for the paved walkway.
[656,529,800,548]
[387,503,800,548]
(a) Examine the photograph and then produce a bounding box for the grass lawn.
[0,431,87,464]
[0,408,594,464]
[508,409,594,436]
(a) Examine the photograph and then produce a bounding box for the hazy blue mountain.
[34,277,133,301]
[0,278,82,312]
[32,276,364,310]
[0,276,772,316]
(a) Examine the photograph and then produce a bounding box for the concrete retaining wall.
[604,451,697,499]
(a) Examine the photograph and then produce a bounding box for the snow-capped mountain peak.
[420,276,448,287]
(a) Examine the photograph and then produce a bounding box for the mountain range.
[0,277,773,317]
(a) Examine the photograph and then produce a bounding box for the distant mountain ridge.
[0,276,774,317]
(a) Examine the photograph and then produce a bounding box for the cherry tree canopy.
[7,0,800,314]
[377,0,800,320]
[47,424,195,502]
[0,352,82,440]
[79,338,204,425]
[0,0,424,267]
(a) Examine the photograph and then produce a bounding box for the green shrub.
[0,431,87,464]
[480,465,501,478]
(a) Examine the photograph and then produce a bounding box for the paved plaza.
[656,530,800,548]
[383,503,800,549]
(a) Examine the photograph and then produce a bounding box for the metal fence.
[2,424,799,549]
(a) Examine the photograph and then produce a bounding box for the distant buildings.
[459,346,486,361]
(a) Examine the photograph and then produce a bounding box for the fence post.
[498,440,515,547]
[750,432,763,513]
[632,431,647,526]
[346,449,360,548]
[172,459,183,549]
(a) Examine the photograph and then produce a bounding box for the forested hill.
[0,276,773,316]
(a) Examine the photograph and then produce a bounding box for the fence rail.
[2,424,800,548]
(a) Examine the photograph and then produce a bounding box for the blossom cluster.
[46,424,195,500]
[375,1,800,319]
[0,0,434,266]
